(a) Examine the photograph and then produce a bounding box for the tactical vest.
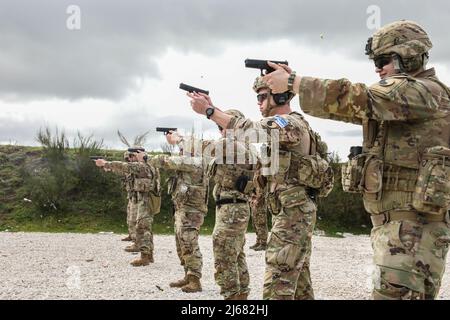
[343,74,450,215]
[264,112,333,197]
[124,163,160,194]
[206,138,256,201]
[167,167,208,213]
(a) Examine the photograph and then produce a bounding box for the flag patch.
[273,116,289,128]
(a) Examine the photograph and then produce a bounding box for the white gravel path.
[0,231,448,300]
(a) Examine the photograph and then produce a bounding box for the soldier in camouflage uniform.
[188,78,332,300]
[146,135,207,293]
[96,146,161,266]
[264,20,450,299]
[204,109,257,300]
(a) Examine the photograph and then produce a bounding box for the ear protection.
[272,92,294,105]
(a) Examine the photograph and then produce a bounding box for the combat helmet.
[253,76,269,93]
[117,130,149,161]
[365,20,432,72]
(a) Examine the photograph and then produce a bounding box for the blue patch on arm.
[273,116,289,128]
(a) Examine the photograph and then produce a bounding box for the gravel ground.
[0,231,449,300]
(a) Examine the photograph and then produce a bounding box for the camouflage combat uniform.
[206,136,256,299]
[104,161,161,256]
[299,71,450,299]
[149,154,207,288]
[228,112,328,300]
[296,20,450,299]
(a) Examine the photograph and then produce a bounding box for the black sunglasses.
[374,56,392,69]
[257,93,268,103]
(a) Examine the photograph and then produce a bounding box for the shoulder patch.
[370,76,407,96]
[378,79,395,87]
[273,115,289,128]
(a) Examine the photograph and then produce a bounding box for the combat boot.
[236,292,249,300]
[169,274,189,288]
[121,235,132,241]
[225,292,248,300]
[181,275,202,293]
[130,252,153,266]
[124,244,140,252]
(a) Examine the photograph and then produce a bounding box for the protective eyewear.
[257,93,268,103]
[374,56,392,69]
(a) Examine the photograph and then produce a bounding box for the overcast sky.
[1,0,449,159]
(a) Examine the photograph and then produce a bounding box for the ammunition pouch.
[133,178,153,193]
[341,153,366,193]
[209,159,254,196]
[149,191,161,214]
[413,146,450,215]
[267,186,310,216]
[267,192,281,215]
[361,156,384,202]
[292,155,334,198]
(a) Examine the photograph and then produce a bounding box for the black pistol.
[179,83,209,95]
[156,127,177,135]
[245,59,289,75]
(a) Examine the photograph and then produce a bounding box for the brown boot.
[181,275,202,293]
[130,253,153,266]
[169,274,189,288]
[124,244,140,252]
[236,292,249,300]
[224,292,248,300]
[121,235,132,241]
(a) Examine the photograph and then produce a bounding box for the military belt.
[371,210,448,227]
[215,198,247,207]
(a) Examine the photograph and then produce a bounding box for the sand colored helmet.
[252,76,269,93]
[365,20,432,60]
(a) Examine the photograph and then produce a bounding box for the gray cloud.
[0,108,217,151]
[1,0,449,101]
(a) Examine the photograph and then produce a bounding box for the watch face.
[206,108,214,117]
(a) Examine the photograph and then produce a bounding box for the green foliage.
[316,151,370,233]
[0,134,371,234]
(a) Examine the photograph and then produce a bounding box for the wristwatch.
[206,107,215,119]
[287,71,297,92]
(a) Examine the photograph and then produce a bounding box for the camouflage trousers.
[263,197,317,300]
[250,200,268,245]
[174,206,205,279]
[370,211,450,300]
[127,194,138,241]
[213,202,251,299]
[129,193,155,254]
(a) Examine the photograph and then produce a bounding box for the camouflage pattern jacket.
[149,154,208,213]
[298,68,450,213]
[203,137,257,202]
[104,161,160,197]
[228,112,311,202]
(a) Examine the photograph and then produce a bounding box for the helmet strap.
[392,54,404,73]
